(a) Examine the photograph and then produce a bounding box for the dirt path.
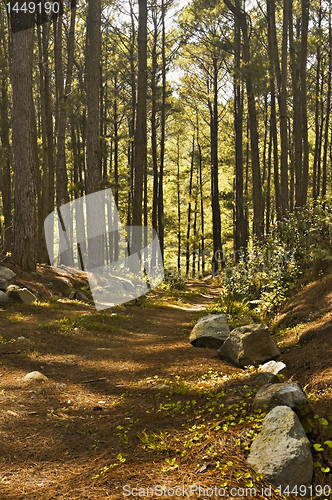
[0,274,240,499]
[1,266,331,499]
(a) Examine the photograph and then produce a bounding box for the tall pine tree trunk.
[312,1,322,200]
[289,0,302,206]
[132,0,147,255]
[11,13,37,270]
[158,0,166,262]
[225,0,264,238]
[209,59,223,275]
[233,13,247,253]
[151,6,158,235]
[300,0,309,205]
[322,1,331,199]
[85,0,102,268]
[0,11,12,254]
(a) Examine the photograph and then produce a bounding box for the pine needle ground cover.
[0,266,331,499]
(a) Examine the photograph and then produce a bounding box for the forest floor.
[0,264,331,499]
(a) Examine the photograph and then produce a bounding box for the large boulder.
[218,324,280,368]
[0,266,16,290]
[0,290,9,304]
[253,381,312,420]
[247,406,313,489]
[7,285,37,304]
[189,314,230,349]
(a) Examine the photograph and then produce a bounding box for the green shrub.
[222,199,332,316]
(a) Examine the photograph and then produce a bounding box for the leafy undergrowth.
[0,265,331,498]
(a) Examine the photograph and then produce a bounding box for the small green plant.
[137,430,171,451]
[0,335,14,345]
[91,453,126,479]
[161,457,178,471]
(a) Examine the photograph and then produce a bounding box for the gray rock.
[69,289,90,302]
[253,382,312,420]
[0,266,16,282]
[0,278,9,291]
[6,285,37,304]
[189,314,230,349]
[104,276,135,293]
[258,360,287,379]
[0,290,9,304]
[23,371,48,382]
[154,384,169,391]
[248,406,313,489]
[242,371,279,387]
[218,324,280,368]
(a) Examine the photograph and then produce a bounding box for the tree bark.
[289,0,302,207]
[132,0,147,255]
[151,5,158,235]
[11,12,37,270]
[267,0,289,214]
[208,58,223,275]
[0,11,12,254]
[233,12,247,253]
[177,135,181,274]
[186,135,194,276]
[312,1,322,200]
[299,0,309,205]
[85,0,102,268]
[158,0,166,262]
[224,0,264,239]
[322,1,331,199]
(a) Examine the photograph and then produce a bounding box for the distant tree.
[224,0,264,239]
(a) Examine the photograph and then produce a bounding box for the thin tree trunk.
[267,0,289,213]
[158,0,166,262]
[267,0,281,219]
[312,1,322,200]
[151,6,158,235]
[132,0,147,256]
[43,23,55,216]
[177,135,181,274]
[234,12,247,253]
[317,70,325,197]
[192,167,198,277]
[322,1,332,199]
[37,23,50,263]
[85,0,102,268]
[127,0,136,229]
[289,0,302,206]
[266,120,272,234]
[113,75,119,261]
[225,0,264,238]
[198,141,205,275]
[208,59,223,275]
[186,136,194,277]
[300,0,309,205]
[0,11,12,254]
